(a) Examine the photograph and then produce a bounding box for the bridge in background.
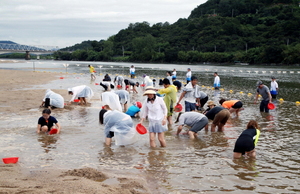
[0,43,60,59]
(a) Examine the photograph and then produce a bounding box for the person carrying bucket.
[37,108,61,134]
[254,81,272,113]
[88,65,96,80]
[233,120,260,159]
[140,86,168,147]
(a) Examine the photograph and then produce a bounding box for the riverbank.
[0,69,155,194]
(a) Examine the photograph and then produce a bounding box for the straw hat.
[143,86,156,95]
[207,101,216,106]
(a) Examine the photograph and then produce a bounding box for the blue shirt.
[125,106,140,117]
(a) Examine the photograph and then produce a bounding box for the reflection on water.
[37,135,58,153]
[0,60,300,193]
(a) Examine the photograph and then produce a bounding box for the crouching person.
[99,107,136,146]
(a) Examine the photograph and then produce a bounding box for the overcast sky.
[1,0,207,48]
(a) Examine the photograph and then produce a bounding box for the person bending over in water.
[175,112,208,139]
[233,120,260,159]
[37,108,61,134]
[99,106,136,146]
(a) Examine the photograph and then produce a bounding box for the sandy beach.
[0,69,154,194]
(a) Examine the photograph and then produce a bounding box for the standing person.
[233,120,260,159]
[130,65,135,79]
[172,69,177,80]
[219,98,243,117]
[196,90,208,111]
[99,108,136,146]
[205,101,230,132]
[40,89,64,109]
[270,77,279,99]
[213,72,220,89]
[68,85,94,105]
[37,108,61,134]
[186,68,192,84]
[177,76,199,112]
[124,79,139,93]
[166,71,173,85]
[254,81,272,113]
[157,78,177,125]
[176,112,208,139]
[143,74,153,87]
[88,65,96,80]
[114,89,130,112]
[140,87,168,147]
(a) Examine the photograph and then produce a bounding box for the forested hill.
[57,0,300,64]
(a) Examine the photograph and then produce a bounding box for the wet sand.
[0,69,153,194]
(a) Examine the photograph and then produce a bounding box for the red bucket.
[2,157,19,164]
[136,123,147,135]
[174,104,183,112]
[140,84,145,87]
[95,83,99,85]
[74,99,80,102]
[49,128,58,135]
[267,103,275,110]
[59,77,64,79]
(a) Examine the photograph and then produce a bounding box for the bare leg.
[233,152,242,159]
[41,125,49,133]
[157,132,166,147]
[105,138,112,146]
[149,132,156,147]
[246,149,256,158]
[167,116,173,125]
[205,124,209,131]
[211,124,216,132]
[82,97,87,105]
[188,131,196,139]
[124,103,128,112]
[133,86,138,93]
[79,97,84,105]
[217,123,225,132]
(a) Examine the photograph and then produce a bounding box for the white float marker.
[277,71,281,73]
[255,71,258,74]
[270,71,273,73]
[247,70,251,73]
[262,71,266,74]
[239,70,243,72]
[290,71,294,74]
[283,71,286,74]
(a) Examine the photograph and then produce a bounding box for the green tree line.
[55,0,300,64]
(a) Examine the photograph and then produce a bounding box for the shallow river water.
[0,60,300,193]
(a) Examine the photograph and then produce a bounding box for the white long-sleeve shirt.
[141,97,167,121]
[69,85,86,102]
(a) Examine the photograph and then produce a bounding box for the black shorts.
[233,136,254,155]
[106,131,114,138]
[232,101,243,109]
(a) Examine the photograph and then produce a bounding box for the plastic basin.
[2,157,19,164]
[49,128,58,135]
[136,123,147,135]
[174,104,183,112]
[268,103,275,110]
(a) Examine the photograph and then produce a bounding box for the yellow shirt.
[89,66,95,73]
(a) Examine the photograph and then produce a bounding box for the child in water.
[233,120,260,159]
[140,87,168,147]
[37,108,61,134]
[125,102,142,117]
